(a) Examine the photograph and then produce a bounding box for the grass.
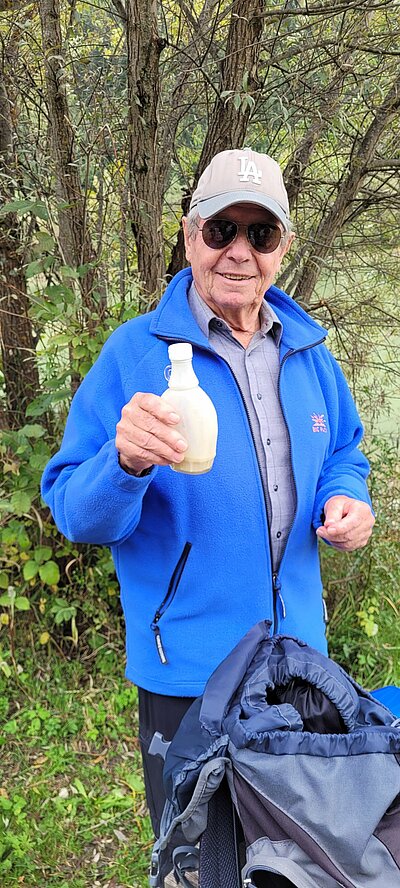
[0,646,152,887]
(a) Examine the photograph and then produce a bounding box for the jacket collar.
[150,268,327,352]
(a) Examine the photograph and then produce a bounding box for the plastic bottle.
[161,342,218,474]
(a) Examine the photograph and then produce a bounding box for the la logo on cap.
[238,155,262,185]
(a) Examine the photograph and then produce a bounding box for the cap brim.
[195,191,290,231]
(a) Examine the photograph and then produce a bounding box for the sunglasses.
[196,218,283,254]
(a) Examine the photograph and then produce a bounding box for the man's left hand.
[316,495,375,551]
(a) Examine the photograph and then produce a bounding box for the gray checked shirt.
[188,282,296,573]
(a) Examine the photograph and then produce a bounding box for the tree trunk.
[38,0,98,327]
[167,0,265,280]
[294,73,400,306]
[126,0,165,303]
[0,71,41,429]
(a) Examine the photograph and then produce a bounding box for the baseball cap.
[189,148,290,231]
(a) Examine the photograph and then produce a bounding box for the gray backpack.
[150,621,400,888]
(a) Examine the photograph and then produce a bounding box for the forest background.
[0,0,399,885]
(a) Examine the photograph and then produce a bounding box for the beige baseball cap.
[189,147,290,231]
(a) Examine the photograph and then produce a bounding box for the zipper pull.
[273,574,286,619]
[151,619,168,665]
[273,573,281,593]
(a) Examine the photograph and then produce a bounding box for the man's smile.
[217,272,255,280]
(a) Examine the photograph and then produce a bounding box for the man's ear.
[282,231,295,258]
[182,217,192,262]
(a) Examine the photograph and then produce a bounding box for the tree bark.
[38,0,98,327]
[294,72,400,306]
[126,0,166,303]
[0,70,41,429]
[167,0,265,280]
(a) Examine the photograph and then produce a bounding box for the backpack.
[150,621,400,888]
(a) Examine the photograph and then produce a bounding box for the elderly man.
[41,148,374,836]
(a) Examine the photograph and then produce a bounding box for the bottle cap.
[168,342,193,361]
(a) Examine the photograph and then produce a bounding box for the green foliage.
[323,439,400,689]
[0,652,152,886]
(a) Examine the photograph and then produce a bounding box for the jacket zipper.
[213,361,277,627]
[273,337,327,630]
[160,333,326,635]
[151,541,192,665]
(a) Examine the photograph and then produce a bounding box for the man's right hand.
[115,392,188,476]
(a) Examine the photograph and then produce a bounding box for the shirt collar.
[188,281,283,345]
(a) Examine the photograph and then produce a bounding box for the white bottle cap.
[168,342,193,361]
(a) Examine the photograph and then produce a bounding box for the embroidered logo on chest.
[238,156,262,184]
[311,413,328,433]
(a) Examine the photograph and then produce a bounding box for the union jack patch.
[311,413,328,433]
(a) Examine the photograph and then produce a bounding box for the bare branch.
[109,0,126,22]
[294,72,400,305]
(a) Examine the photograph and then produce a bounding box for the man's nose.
[224,229,252,262]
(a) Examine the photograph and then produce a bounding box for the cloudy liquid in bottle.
[161,343,218,474]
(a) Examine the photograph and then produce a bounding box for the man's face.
[182,203,293,319]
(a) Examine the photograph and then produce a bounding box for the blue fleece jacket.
[41,269,371,695]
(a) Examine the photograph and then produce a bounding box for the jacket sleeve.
[41,332,158,546]
[312,352,372,528]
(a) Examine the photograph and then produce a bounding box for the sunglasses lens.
[202,219,237,249]
[248,223,282,253]
[201,219,282,253]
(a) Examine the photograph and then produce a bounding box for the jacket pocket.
[150,541,192,665]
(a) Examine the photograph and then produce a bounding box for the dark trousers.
[138,687,195,837]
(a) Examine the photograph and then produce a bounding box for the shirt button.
[256,393,262,400]
[273,484,278,492]
[277,531,282,539]
[266,438,271,445]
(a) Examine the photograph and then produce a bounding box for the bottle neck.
[168,358,199,390]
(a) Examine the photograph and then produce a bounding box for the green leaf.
[23,560,39,581]
[10,491,32,516]
[14,596,31,611]
[58,265,80,279]
[54,606,75,624]
[34,546,53,564]
[0,661,11,678]
[35,231,55,252]
[0,198,48,220]
[0,593,12,606]
[25,259,44,278]
[0,572,9,589]
[20,424,46,439]
[124,772,145,792]
[44,284,74,301]
[233,93,242,111]
[39,561,60,585]
[0,199,34,216]
[73,778,88,797]
[30,201,49,220]
[29,452,49,471]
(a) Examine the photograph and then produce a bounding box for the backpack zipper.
[151,541,192,664]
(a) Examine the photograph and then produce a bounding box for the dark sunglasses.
[196,218,283,254]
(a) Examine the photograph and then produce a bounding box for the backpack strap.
[172,846,200,888]
[198,778,240,888]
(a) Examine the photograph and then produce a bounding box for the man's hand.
[115,392,187,476]
[316,495,375,551]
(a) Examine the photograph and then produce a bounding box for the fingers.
[115,392,188,474]
[316,496,375,551]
